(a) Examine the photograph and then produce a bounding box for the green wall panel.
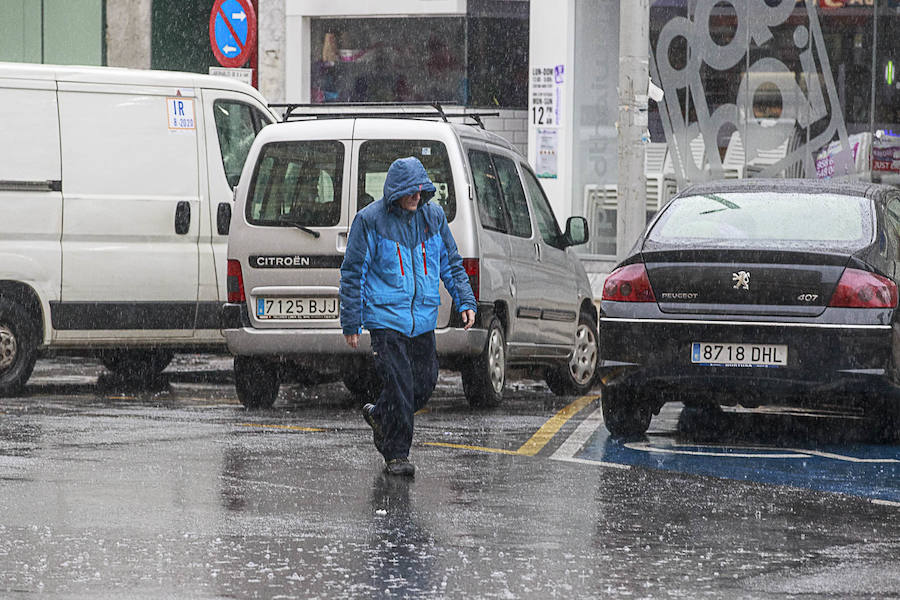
[0,0,42,63]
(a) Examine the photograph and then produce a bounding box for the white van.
[0,63,275,394]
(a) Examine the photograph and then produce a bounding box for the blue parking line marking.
[576,430,900,503]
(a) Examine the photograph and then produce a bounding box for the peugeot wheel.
[601,384,652,437]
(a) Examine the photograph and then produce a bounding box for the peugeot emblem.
[732,270,750,290]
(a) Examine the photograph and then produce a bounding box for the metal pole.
[616,0,650,262]
[869,0,879,136]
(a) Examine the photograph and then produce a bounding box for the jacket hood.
[383,157,437,207]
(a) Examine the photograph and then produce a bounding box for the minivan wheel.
[545,311,599,397]
[0,300,39,397]
[342,362,383,404]
[234,356,280,409]
[601,384,652,437]
[462,317,506,408]
[99,350,173,385]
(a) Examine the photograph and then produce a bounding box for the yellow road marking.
[424,442,521,455]
[238,423,325,432]
[423,395,600,458]
[107,396,137,401]
[516,394,599,456]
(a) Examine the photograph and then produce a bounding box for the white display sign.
[530,64,564,127]
[209,66,253,87]
[536,128,559,179]
[166,97,196,131]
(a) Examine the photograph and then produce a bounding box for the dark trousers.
[369,328,439,461]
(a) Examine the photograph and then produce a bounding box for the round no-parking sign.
[209,0,257,68]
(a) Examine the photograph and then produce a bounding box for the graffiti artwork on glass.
[650,0,853,186]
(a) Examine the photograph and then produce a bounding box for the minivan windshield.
[247,141,345,227]
[357,140,456,221]
[648,192,871,245]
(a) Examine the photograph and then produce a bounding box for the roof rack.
[267,102,499,129]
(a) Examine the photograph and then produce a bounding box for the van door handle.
[534,243,541,261]
[337,231,348,253]
[216,202,231,235]
[175,201,191,235]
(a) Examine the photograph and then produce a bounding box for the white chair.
[644,142,676,211]
[583,183,619,254]
[722,130,790,179]
[664,133,708,186]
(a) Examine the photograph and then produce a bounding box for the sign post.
[209,0,257,85]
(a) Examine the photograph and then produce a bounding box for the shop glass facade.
[308,13,528,108]
[649,0,900,187]
[581,0,900,259]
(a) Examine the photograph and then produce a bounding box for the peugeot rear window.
[247,141,344,227]
[357,140,456,221]
[649,192,871,244]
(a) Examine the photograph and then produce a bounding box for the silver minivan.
[222,106,598,408]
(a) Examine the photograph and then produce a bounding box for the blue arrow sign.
[214,0,249,59]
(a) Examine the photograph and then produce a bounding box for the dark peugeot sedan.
[599,179,900,437]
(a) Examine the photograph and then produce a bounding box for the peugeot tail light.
[828,268,898,308]
[602,263,656,302]
[227,259,246,303]
[462,258,479,302]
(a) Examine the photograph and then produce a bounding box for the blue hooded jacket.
[339,157,477,337]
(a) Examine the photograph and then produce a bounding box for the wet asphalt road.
[1,355,899,599]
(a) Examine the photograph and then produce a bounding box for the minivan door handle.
[337,231,348,253]
[216,202,231,235]
[174,201,191,235]
[534,243,541,261]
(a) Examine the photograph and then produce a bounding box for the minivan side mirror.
[217,202,232,235]
[564,216,589,247]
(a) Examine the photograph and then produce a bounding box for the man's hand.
[461,309,476,330]
[344,333,360,348]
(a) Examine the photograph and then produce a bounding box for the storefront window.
[310,18,467,104]
[649,1,900,188]
[309,14,528,108]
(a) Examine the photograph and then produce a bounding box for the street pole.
[616,0,650,262]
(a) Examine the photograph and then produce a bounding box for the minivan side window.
[468,150,506,233]
[214,100,269,188]
[492,155,532,238]
[247,141,344,227]
[522,166,565,249]
[357,140,456,221]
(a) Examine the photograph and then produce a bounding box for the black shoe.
[361,403,384,453]
[384,457,415,477]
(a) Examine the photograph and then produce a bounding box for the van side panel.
[55,83,200,337]
[196,89,274,340]
[0,77,62,344]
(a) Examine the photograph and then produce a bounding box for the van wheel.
[100,350,173,385]
[545,311,599,397]
[342,363,382,404]
[601,384,652,438]
[461,317,506,408]
[0,300,39,397]
[234,356,280,409]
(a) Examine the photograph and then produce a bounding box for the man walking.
[340,157,476,477]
